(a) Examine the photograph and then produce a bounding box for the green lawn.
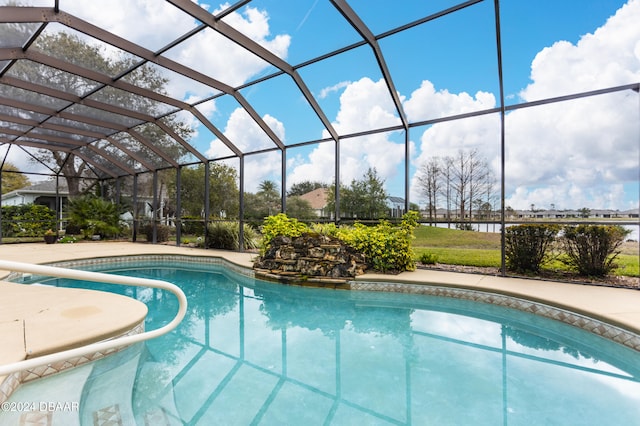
[413,225,639,277]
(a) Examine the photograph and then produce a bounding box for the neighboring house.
[2,180,173,224]
[514,209,581,219]
[1,180,69,211]
[297,188,407,219]
[514,209,636,219]
[387,196,405,218]
[298,188,329,217]
[426,208,638,220]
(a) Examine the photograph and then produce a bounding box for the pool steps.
[0,259,188,416]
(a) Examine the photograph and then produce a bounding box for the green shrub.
[241,224,260,250]
[67,195,124,239]
[64,222,82,235]
[207,221,234,249]
[336,211,418,272]
[419,252,438,265]
[141,223,171,242]
[206,221,259,250]
[505,224,560,273]
[181,216,205,235]
[560,224,630,277]
[58,235,77,244]
[1,204,55,237]
[309,222,339,237]
[456,223,474,231]
[260,213,309,253]
[259,211,418,273]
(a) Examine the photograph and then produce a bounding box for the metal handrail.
[0,259,187,377]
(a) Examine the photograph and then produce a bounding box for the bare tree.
[450,150,472,224]
[416,158,441,224]
[439,156,455,228]
[421,149,496,229]
[466,149,492,224]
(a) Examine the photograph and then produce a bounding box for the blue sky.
[7,0,640,211]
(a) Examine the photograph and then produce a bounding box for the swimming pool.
[3,259,640,425]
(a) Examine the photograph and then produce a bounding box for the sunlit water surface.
[3,261,640,426]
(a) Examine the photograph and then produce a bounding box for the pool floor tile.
[92,404,121,426]
[19,411,52,426]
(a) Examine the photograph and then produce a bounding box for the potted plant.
[44,229,57,244]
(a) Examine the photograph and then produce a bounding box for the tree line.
[416,149,497,226]
[165,165,393,222]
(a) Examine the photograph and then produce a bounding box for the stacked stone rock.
[253,233,367,279]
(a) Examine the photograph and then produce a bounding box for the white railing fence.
[0,259,187,377]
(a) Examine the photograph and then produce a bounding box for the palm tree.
[257,180,280,216]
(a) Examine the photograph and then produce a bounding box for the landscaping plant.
[504,224,560,273]
[560,224,630,277]
[419,252,438,265]
[206,221,259,250]
[67,195,125,239]
[259,211,419,273]
[141,223,171,243]
[337,211,419,272]
[1,204,55,237]
[259,213,310,253]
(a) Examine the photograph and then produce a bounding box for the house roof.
[2,179,69,200]
[299,188,328,210]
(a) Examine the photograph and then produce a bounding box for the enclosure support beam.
[132,174,138,242]
[204,162,210,248]
[239,156,245,252]
[494,0,507,276]
[281,149,286,214]
[176,167,182,247]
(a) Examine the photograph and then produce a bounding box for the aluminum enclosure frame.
[0,1,638,267]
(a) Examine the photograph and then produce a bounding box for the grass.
[413,225,639,277]
[413,225,501,249]
[613,255,640,276]
[1,236,44,243]
[415,247,501,268]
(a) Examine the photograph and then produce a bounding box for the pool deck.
[1,241,639,377]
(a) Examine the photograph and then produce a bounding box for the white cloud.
[4,146,49,179]
[410,0,640,210]
[520,0,640,101]
[243,152,282,193]
[205,108,285,191]
[220,4,290,59]
[286,144,334,186]
[62,1,290,100]
[407,87,500,204]
[330,77,402,134]
[503,0,640,209]
[287,77,405,189]
[63,0,196,51]
[506,183,628,211]
[164,3,290,92]
[318,81,351,99]
[205,107,284,156]
[404,81,496,122]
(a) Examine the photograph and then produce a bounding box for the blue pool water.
[3,261,640,425]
